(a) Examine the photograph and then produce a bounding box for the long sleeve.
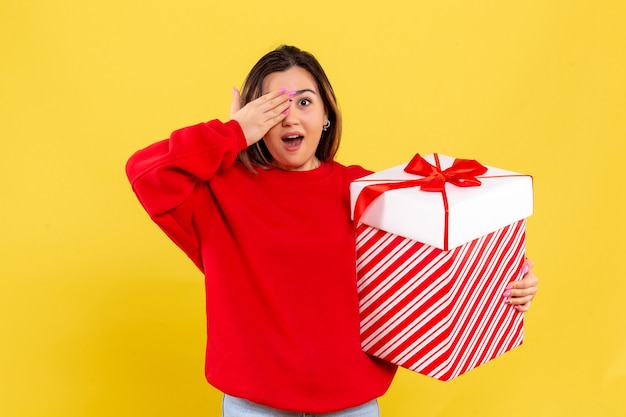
[125,119,247,270]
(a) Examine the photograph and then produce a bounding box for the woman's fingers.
[504,258,539,311]
[229,87,242,119]
[515,301,532,313]
[254,88,294,122]
[231,88,292,145]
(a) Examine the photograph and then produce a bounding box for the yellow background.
[1,1,624,416]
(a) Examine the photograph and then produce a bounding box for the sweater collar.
[257,161,335,183]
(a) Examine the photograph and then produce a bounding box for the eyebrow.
[294,88,317,95]
[261,88,318,96]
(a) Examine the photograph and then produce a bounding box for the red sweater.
[126,120,396,413]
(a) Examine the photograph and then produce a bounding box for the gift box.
[350,153,533,381]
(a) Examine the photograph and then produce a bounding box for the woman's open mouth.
[282,134,304,149]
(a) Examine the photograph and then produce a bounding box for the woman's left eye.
[299,98,311,106]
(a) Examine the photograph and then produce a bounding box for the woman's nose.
[282,104,297,126]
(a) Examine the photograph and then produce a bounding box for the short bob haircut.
[237,45,342,172]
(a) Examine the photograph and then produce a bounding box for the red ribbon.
[353,153,488,250]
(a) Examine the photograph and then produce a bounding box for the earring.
[322,120,331,131]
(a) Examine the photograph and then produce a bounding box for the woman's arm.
[125,119,247,271]
[125,88,293,270]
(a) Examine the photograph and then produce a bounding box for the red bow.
[403,153,488,192]
[353,154,488,249]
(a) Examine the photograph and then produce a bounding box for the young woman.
[126,45,539,416]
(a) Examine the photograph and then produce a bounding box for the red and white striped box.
[350,154,533,381]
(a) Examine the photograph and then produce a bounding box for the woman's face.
[261,66,328,171]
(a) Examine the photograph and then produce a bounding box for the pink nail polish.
[522,265,529,274]
[505,285,513,290]
[287,90,296,97]
[503,292,510,297]
[279,88,287,93]
[282,108,290,115]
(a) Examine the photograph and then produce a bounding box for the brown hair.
[237,45,342,172]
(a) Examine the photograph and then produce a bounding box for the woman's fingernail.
[283,108,290,115]
[505,285,513,290]
[503,292,511,297]
[279,88,287,93]
[522,265,529,274]
[287,90,296,97]
[514,305,520,311]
